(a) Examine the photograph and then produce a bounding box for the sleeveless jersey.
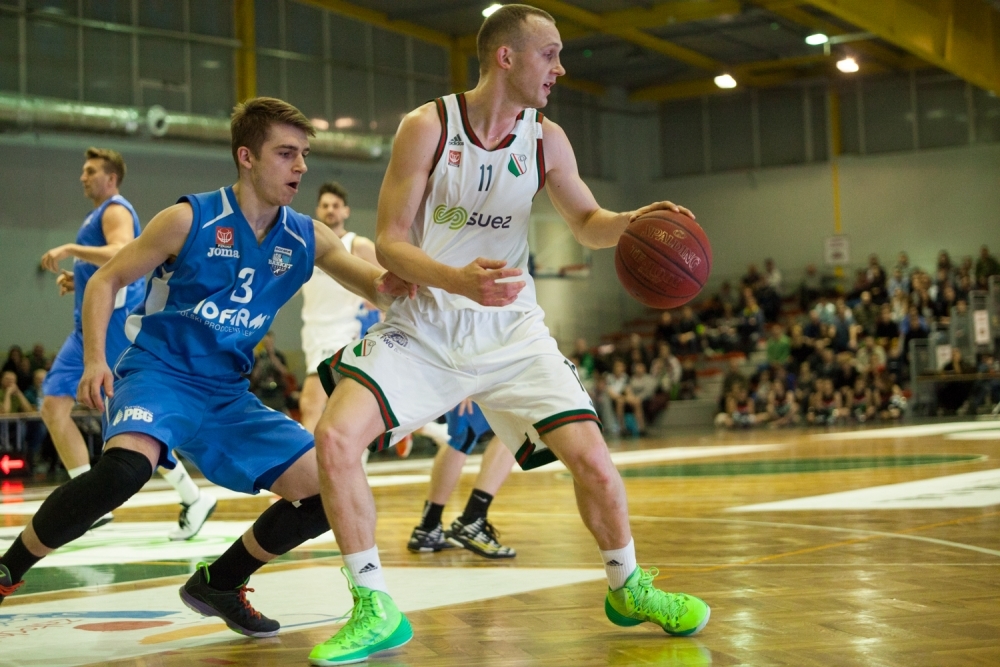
[301,231,364,343]
[411,93,544,312]
[123,186,315,379]
[73,194,145,331]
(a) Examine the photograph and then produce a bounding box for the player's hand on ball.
[629,201,695,223]
[78,361,114,411]
[458,258,525,307]
[56,269,74,296]
[374,271,417,309]
[40,244,73,273]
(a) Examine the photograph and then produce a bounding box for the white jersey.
[301,231,364,371]
[407,93,544,313]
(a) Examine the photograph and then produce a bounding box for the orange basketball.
[614,210,712,309]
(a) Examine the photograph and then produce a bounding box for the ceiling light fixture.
[805,33,829,45]
[483,3,502,17]
[714,73,737,89]
[837,56,859,73]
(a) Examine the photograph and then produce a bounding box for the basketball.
[614,210,713,309]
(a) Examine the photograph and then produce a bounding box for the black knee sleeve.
[252,494,330,556]
[33,448,152,549]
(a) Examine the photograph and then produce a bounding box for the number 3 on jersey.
[231,268,255,304]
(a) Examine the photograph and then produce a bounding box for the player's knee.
[313,423,358,469]
[40,396,67,425]
[566,446,617,489]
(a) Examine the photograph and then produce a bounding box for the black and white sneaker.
[179,562,279,638]
[446,516,516,559]
[0,563,24,605]
[407,523,455,553]
[169,492,218,541]
[89,512,114,531]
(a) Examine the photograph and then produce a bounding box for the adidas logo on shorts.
[448,134,464,146]
[358,563,378,574]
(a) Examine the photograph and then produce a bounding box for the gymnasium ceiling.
[308,0,1000,102]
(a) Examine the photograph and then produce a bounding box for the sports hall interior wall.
[3,109,999,372]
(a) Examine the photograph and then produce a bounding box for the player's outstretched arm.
[313,220,415,311]
[375,104,524,307]
[40,203,137,272]
[78,203,191,410]
[543,119,694,250]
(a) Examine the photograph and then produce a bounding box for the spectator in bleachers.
[710,302,742,353]
[807,377,844,426]
[250,331,292,414]
[739,294,766,351]
[856,336,887,377]
[798,264,822,311]
[932,285,957,326]
[847,375,876,423]
[794,362,817,413]
[606,359,644,436]
[717,280,740,312]
[814,345,837,379]
[678,358,698,400]
[764,258,782,293]
[866,255,888,303]
[937,347,975,414]
[937,250,953,276]
[589,373,618,437]
[0,370,31,415]
[930,267,952,302]
[22,368,50,467]
[803,309,824,340]
[833,352,859,393]
[788,324,813,371]
[766,381,799,427]
[742,264,762,292]
[715,382,755,429]
[573,338,595,380]
[765,324,791,368]
[14,356,32,391]
[956,273,972,301]
[853,291,879,336]
[875,304,900,343]
[674,306,704,355]
[654,310,678,348]
[627,333,651,367]
[719,357,747,412]
[646,358,671,420]
[27,344,48,373]
[895,251,910,274]
[1,346,21,375]
[970,353,1000,413]
[890,288,910,323]
[957,255,973,280]
[887,267,909,298]
[874,373,906,420]
[753,367,773,408]
[901,309,929,363]
[975,245,1000,288]
[629,362,661,427]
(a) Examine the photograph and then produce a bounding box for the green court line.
[20,549,341,595]
[616,455,985,478]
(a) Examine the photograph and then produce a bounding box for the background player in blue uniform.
[408,399,517,558]
[0,98,414,642]
[38,147,215,538]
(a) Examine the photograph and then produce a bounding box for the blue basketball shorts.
[103,348,314,494]
[445,403,493,454]
[42,308,133,398]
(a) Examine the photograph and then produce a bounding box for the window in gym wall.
[83,28,131,106]
[862,75,915,154]
[190,0,233,39]
[973,87,1000,144]
[139,37,187,111]
[709,92,753,171]
[0,15,18,92]
[26,18,78,100]
[758,87,806,167]
[82,0,131,24]
[191,43,235,118]
[546,87,606,179]
[659,98,705,177]
[138,0,183,32]
[916,76,969,149]
[837,83,861,154]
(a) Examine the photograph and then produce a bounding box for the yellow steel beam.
[234,0,256,102]
[800,0,1000,93]
[529,0,725,71]
[755,2,915,70]
[298,0,452,49]
[603,0,742,30]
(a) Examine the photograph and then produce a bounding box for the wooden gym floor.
[2,420,1000,666]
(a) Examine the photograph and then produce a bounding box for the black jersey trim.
[457,93,518,152]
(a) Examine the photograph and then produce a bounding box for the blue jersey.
[73,194,144,331]
[123,186,315,379]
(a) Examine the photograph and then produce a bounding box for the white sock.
[601,538,637,590]
[67,464,91,479]
[343,546,388,594]
[161,462,201,505]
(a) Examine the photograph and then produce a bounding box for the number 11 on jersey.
[478,164,493,192]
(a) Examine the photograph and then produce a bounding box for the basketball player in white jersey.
[299,182,379,432]
[39,148,216,540]
[308,6,710,664]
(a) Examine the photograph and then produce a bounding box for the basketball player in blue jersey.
[38,147,217,539]
[408,399,518,559]
[0,98,415,641]
[309,6,709,663]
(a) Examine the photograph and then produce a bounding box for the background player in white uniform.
[299,182,379,432]
[309,6,710,665]
[39,148,216,540]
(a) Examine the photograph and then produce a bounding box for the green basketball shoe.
[309,568,413,666]
[605,566,710,637]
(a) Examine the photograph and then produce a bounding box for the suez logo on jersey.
[432,205,511,231]
[208,227,240,258]
[112,406,153,426]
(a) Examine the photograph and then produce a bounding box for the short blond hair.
[477,4,555,75]
[230,97,315,171]
[85,147,126,186]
